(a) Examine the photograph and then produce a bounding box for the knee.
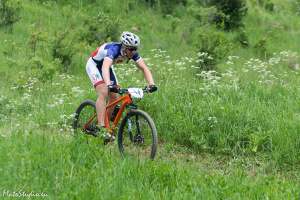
[95,84,108,99]
[98,91,108,100]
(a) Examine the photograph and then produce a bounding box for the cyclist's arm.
[136,58,155,86]
[102,57,113,86]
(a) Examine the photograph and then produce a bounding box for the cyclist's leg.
[107,66,119,117]
[86,57,107,126]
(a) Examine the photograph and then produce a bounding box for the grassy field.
[0,133,299,199]
[1,0,300,199]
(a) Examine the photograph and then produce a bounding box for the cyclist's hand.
[108,85,120,93]
[145,85,158,93]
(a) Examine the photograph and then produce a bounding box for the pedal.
[84,126,99,137]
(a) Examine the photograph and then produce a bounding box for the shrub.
[290,0,300,15]
[194,28,232,71]
[80,12,120,45]
[143,0,187,15]
[264,1,274,12]
[52,31,75,72]
[0,0,21,28]
[188,5,218,26]
[166,15,181,31]
[27,25,47,56]
[235,29,249,47]
[254,37,269,58]
[160,0,187,15]
[26,56,57,82]
[0,95,13,115]
[143,0,156,7]
[34,0,97,5]
[256,0,275,12]
[208,0,248,30]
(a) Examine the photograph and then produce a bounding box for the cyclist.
[86,31,157,140]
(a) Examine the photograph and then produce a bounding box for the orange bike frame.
[84,94,133,134]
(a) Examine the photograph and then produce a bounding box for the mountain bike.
[72,87,158,160]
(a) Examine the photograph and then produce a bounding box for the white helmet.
[120,32,140,47]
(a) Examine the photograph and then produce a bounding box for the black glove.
[108,85,120,93]
[146,85,158,93]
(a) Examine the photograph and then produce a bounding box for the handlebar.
[108,86,157,94]
[117,87,149,95]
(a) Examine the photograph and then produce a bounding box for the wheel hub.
[133,134,144,144]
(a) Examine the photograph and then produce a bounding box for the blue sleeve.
[132,52,141,62]
[106,49,116,60]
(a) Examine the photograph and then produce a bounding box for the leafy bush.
[188,5,218,26]
[0,0,21,28]
[27,25,48,56]
[143,0,156,7]
[80,12,120,45]
[0,95,13,115]
[194,28,232,71]
[254,37,269,58]
[294,0,300,15]
[143,0,187,15]
[160,0,187,15]
[28,57,58,82]
[52,31,75,72]
[264,1,274,12]
[235,29,249,47]
[165,15,181,31]
[256,0,275,11]
[208,0,248,30]
[34,0,97,5]
[33,0,55,3]
[15,56,57,83]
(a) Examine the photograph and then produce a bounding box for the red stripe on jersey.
[90,48,99,57]
[94,80,105,88]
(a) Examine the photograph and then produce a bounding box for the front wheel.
[118,109,158,160]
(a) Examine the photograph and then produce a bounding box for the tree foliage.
[209,0,248,30]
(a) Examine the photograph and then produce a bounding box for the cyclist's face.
[124,46,137,58]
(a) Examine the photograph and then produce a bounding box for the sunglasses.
[126,47,138,52]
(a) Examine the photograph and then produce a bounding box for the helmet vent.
[120,31,140,47]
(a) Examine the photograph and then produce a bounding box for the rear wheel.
[73,100,98,137]
[118,109,158,160]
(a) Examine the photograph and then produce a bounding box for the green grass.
[0,132,299,199]
[1,0,300,198]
